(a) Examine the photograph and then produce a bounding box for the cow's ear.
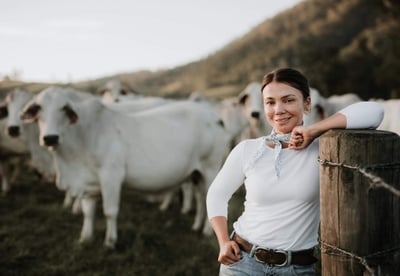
[0,103,8,119]
[97,88,107,96]
[20,103,40,123]
[238,92,248,105]
[62,104,78,124]
[315,104,326,120]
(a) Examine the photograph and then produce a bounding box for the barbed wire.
[318,158,400,197]
[319,239,400,275]
[319,239,375,274]
[318,158,400,274]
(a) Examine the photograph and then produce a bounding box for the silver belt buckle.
[253,247,290,267]
[273,249,290,267]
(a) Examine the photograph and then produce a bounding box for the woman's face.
[262,82,310,135]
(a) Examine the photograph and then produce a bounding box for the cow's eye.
[21,103,41,120]
[62,104,78,124]
[0,103,8,119]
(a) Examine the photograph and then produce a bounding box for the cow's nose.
[43,135,59,146]
[251,111,260,119]
[8,126,20,137]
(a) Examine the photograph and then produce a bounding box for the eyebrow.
[265,94,297,100]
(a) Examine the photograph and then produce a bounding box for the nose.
[114,98,120,103]
[8,126,20,137]
[274,102,286,114]
[251,111,260,119]
[43,135,59,146]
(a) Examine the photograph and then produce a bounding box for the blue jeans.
[219,251,316,276]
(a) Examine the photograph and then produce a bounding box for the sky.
[0,0,302,83]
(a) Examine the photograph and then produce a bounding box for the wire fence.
[318,158,400,197]
[318,157,400,275]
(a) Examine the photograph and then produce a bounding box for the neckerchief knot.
[245,130,291,177]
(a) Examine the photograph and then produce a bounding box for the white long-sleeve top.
[206,102,384,251]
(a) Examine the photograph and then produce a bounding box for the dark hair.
[261,68,310,100]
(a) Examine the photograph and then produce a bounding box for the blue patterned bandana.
[246,129,291,177]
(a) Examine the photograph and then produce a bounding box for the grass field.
[0,166,243,276]
[0,163,324,276]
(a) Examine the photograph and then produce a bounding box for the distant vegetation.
[1,0,399,100]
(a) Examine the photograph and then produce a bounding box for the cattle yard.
[0,164,247,275]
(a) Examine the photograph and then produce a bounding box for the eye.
[0,103,8,118]
[21,103,41,121]
[120,89,127,95]
[62,104,78,124]
[284,97,296,103]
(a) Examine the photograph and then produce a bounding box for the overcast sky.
[0,0,302,83]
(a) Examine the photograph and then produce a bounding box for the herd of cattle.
[0,80,398,248]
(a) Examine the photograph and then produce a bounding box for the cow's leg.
[63,190,73,208]
[1,162,11,195]
[10,158,21,183]
[191,171,205,231]
[180,181,193,214]
[159,191,174,211]
[99,169,123,249]
[79,196,97,244]
[201,168,221,236]
[72,196,82,214]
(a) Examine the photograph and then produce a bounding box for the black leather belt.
[232,232,317,267]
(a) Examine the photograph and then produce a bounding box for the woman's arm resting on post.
[289,101,384,150]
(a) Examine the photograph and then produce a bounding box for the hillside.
[109,0,400,100]
[1,0,399,100]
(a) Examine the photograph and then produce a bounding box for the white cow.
[238,82,272,138]
[188,91,250,149]
[303,88,362,125]
[217,97,250,148]
[0,88,85,212]
[371,99,400,135]
[98,79,142,103]
[0,95,31,194]
[21,87,229,248]
[105,96,170,113]
[1,88,55,182]
[104,94,196,215]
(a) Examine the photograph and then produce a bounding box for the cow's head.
[238,82,264,125]
[20,87,79,147]
[303,88,327,126]
[98,79,135,104]
[2,89,36,137]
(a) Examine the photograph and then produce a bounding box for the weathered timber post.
[319,130,400,276]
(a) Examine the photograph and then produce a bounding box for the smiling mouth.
[274,117,291,124]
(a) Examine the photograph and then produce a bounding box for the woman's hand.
[289,112,348,150]
[289,125,319,150]
[218,240,242,265]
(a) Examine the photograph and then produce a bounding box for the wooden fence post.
[319,129,400,276]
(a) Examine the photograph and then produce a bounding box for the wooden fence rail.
[319,129,400,276]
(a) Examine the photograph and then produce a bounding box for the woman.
[206,68,384,275]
